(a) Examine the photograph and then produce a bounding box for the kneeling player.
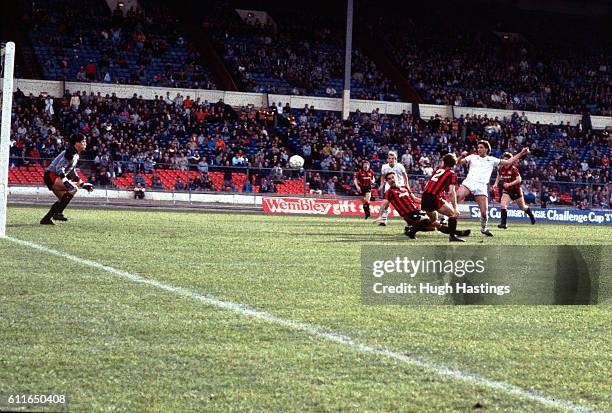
[377,151,408,226]
[374,171,430,237]
[41,133,94,224]
[494,152,536,229]
[354,160,376,219]
[374,172,460,241]
[422,153,470,242]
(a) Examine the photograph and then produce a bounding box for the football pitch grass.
[1,206,610,412]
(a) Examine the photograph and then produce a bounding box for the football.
[288,155,305,169]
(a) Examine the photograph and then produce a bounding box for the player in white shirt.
[457,140,529,236]
[376,151,409,226]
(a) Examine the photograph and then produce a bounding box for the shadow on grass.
[276,232,405,238]
[7,223,42,228]
[282,222,358,227]
[322,236,411,243]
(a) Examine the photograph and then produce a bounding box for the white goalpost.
[0,42,16,238]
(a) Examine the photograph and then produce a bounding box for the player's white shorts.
[461,179,488,197]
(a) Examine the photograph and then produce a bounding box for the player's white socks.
[481,218,488,232]
[381,208,389,223]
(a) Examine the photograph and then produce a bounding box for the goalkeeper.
[40,133,94,225]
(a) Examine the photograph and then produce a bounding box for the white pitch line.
[5,236,600,413]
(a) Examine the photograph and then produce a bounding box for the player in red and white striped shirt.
[493,152,536,229]
[354,160,376,219]
[375,171,466,241]
[377,151,409,226]
[421,153,469,241]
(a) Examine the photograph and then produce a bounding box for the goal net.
[0,42,15,238]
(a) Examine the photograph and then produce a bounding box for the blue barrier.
[467,205,612,225]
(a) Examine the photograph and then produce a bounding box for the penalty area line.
[5,235,600,413]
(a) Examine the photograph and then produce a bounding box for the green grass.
[1,206,610,412]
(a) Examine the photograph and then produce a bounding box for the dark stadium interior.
[2,0,609,112]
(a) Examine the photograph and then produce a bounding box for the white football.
[288,155,305,169]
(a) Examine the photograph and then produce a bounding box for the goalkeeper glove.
[81,183,94,192]
[62,178,77,192]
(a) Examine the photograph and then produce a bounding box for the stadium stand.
[15,0,610,116]
[8,91,610,208]
[283,107,610,205]
[366,2,611,115]
[204,10,399,101]
[25,0,217,89]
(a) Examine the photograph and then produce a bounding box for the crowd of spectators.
[25,0,216,89]
[9,88,285,190]
[17,0,611,118]
[204,12,399,101]
[7,87,611,209]
[382,29,611,116]
[368,6,611,115]
[282,106,610,207]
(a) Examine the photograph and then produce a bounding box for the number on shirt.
[430,169,446,182]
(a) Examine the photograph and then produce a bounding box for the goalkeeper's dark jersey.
[46,148,80,181]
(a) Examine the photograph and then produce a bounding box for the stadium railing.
[8,158,611,210]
